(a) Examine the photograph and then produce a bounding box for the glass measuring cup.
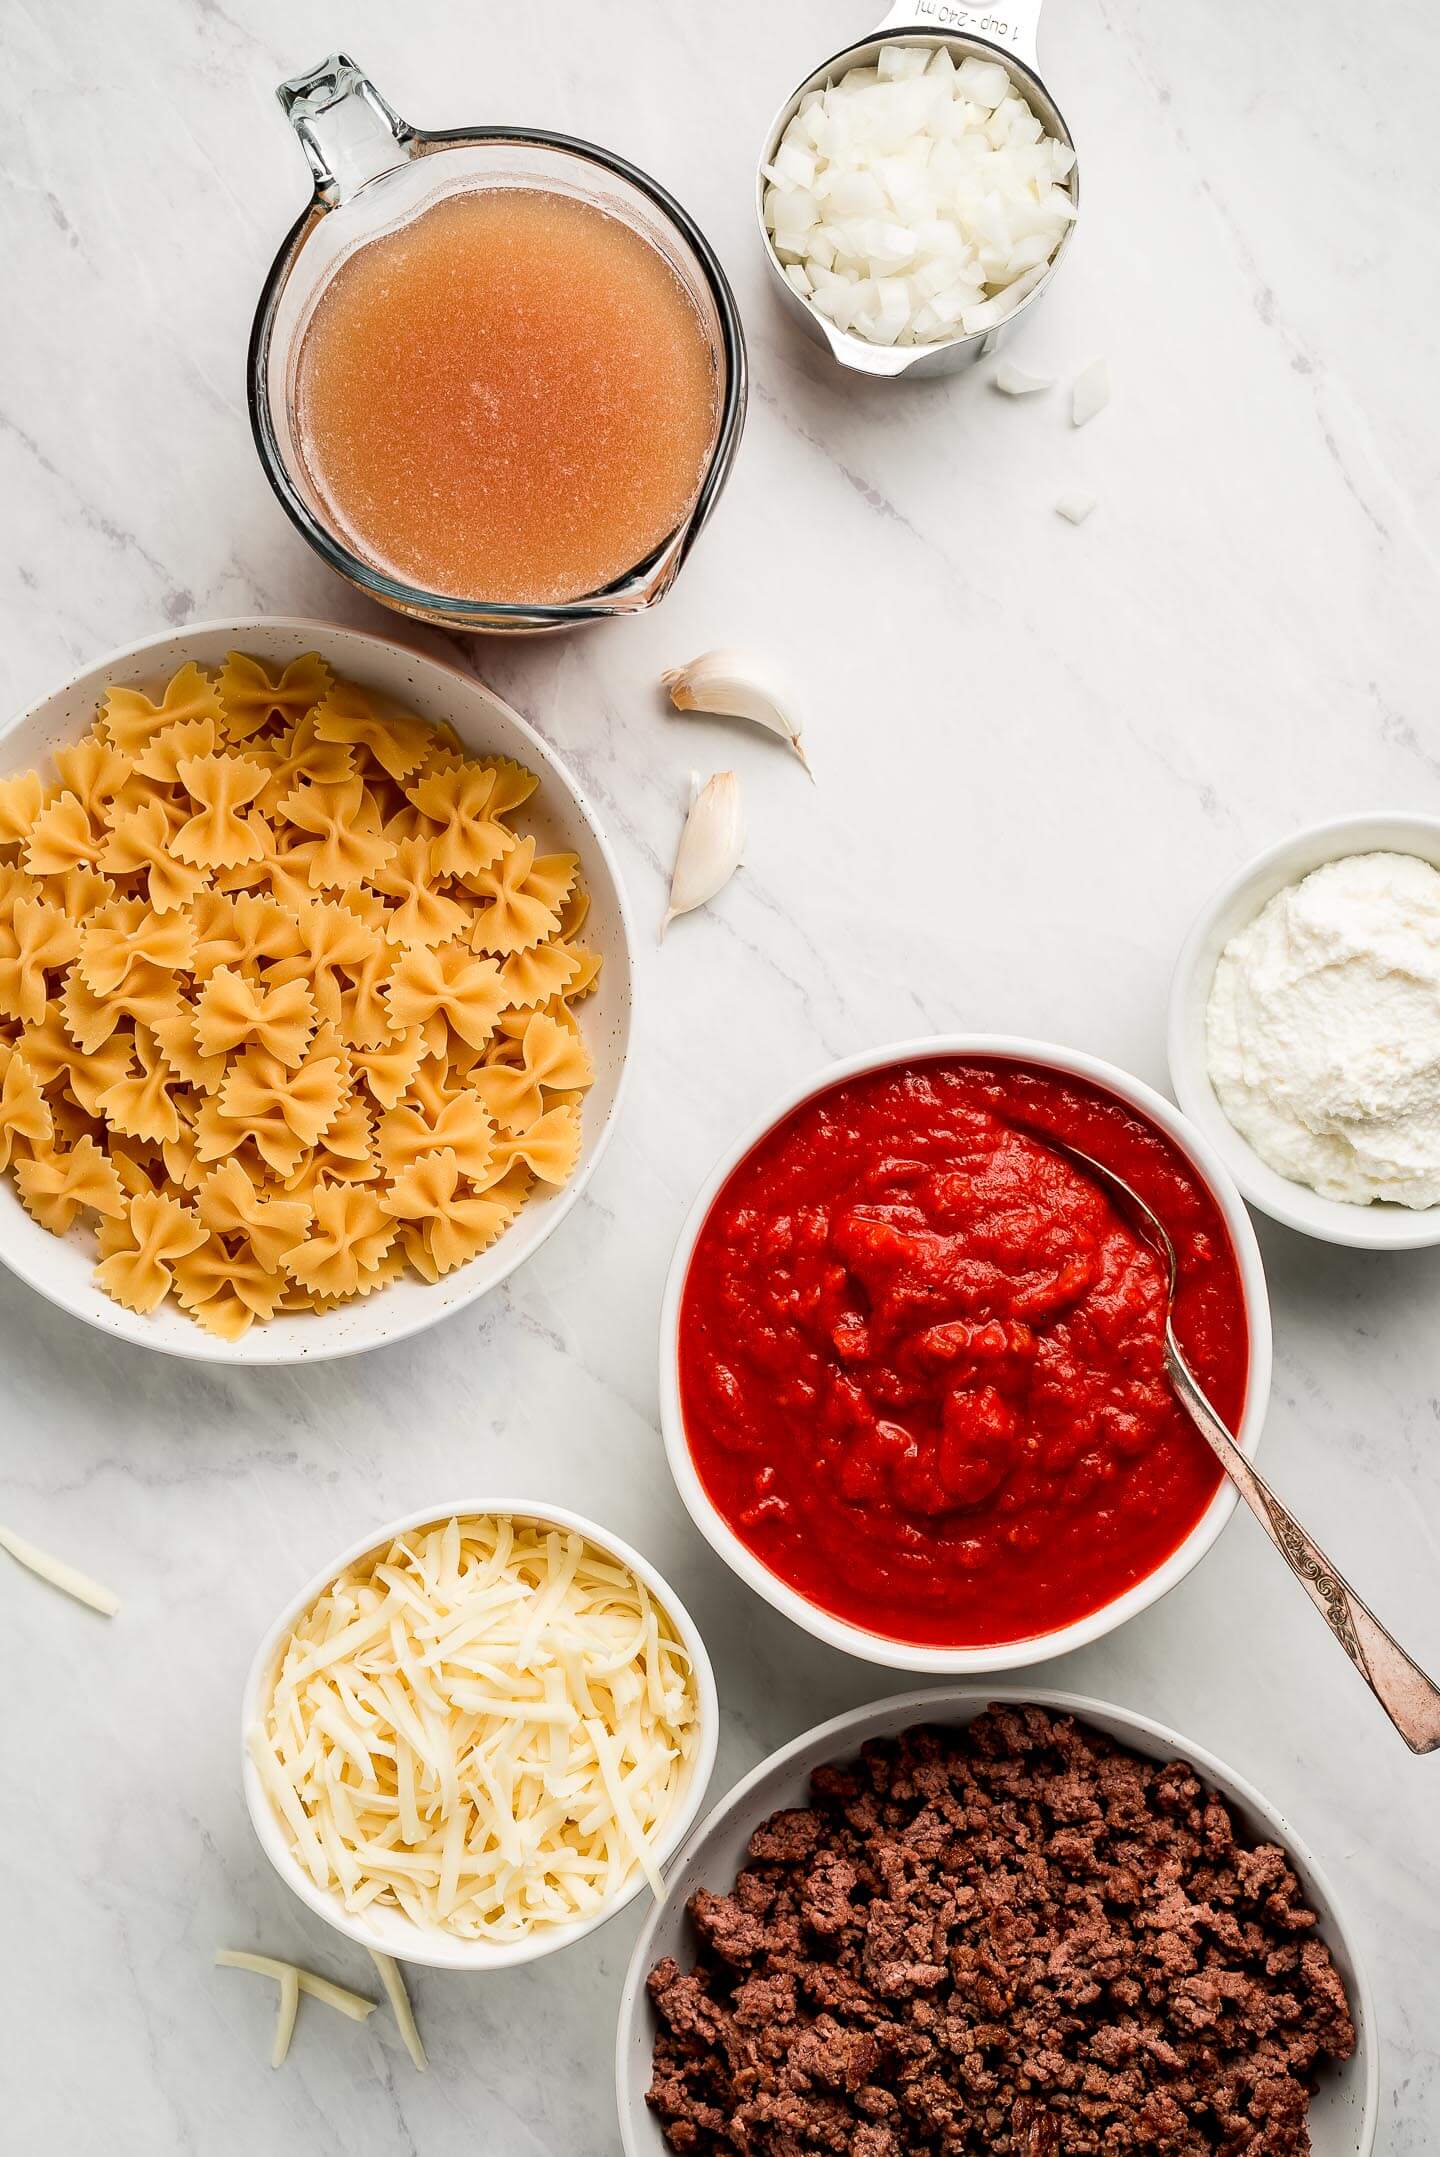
[757,0,1078,379]
[249,56,748,633]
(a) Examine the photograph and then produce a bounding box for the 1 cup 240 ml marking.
[295,185,721,607]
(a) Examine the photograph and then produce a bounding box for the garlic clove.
[661,649,811,777]
[662,771,745,939]
[1055,490,1098,524]
[1071,358,1110,428]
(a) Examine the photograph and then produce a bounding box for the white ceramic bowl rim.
[240,1500,719,1971]
[1169,811,1440,1250]
[0,615,635,1363]
[658,1035,1272,1674]
[614,1684,1378,2157]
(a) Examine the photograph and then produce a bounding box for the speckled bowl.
[615,1687,1378,2157]
[0,617,634,1362]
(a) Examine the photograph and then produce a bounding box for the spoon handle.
[1166,1335,1440,1755]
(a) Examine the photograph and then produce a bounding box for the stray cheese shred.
[0,1521,119,1615]
[369,1949,427,2071]
[251,1516,700,1943]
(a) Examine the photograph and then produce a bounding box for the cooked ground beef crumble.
[646,1708,1354,2154]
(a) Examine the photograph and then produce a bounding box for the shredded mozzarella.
[0,1521,119,1615]
[214,1949,377,2022]
[252,1517,700,1943]
[369,1949,427,2070]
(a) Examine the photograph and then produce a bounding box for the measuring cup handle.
[876,0,1046,72]
[277,54,416,207]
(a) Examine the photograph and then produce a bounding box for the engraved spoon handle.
[1166,1330,1440,1755]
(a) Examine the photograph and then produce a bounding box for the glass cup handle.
[875,0,1045,71]
[277,54,416,207]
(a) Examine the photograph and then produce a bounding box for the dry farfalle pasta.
[0,653,601,1336]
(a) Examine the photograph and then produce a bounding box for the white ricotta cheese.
[1206,851,1440,1208]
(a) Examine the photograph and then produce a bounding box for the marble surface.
[3,0,1439,2149]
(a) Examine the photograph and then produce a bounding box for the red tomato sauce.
[677,1059,1249,1647]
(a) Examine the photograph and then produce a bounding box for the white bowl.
[1168,813,1440,1250]
[241,1500,719,1972]
[659,1036,1271,1674]
[0,617,634,1362]
[615,1686,1378,2157]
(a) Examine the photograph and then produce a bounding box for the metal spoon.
[1050,1138,1440,1755]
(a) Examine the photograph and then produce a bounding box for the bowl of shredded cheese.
[241,1504,717,1969]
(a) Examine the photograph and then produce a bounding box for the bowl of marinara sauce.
[660,1038,1271,1672]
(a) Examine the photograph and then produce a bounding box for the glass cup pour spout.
[249,55,747,634]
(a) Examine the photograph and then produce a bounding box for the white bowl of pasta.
[240,1502,719,1970]
[0,619,633,1362]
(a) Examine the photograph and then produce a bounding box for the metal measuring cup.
[756,1,1077,379]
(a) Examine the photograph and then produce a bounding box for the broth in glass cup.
[249,57,747,633]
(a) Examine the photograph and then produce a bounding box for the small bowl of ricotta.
[1169,813,1440,1249]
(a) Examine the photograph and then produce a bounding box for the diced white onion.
[1072,358,1111,428]
[764,41,1075,349]
[994,359,1053,395]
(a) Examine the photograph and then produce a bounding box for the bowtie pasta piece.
[173,1238,287,1338]
[493,1103,583,1186]
[373,837,468,947]
[281,1181,396,1298]
[24,792,99,879]
[16,1135,126,1234]
[0,1043,52,1168]
[173,753,271,870]
[407,764,512,880]
[100,799,206,913]
[312,680,436,781]
[218,650,332,742]
[385,941,507,1054]
[381,1148,528,1276]
[0,898,83,1026]
[96,1024,185,1146]
[0,652,599,1331]
[195,968,316,1066]
[471,1012,593,1134]
[279,775,394,892]
[196,1159,311,1274]
[94,1189,208,1312]
[78,899,195,998]
[132,714,219,785]
[377,1092,498,1182]
[350,1028,426,1113]
[0,771,48,851]
[466,839,578,957]
[101,663,225,757]
[54,737,134,819]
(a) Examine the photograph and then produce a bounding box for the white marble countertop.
[4,1,1439,2149]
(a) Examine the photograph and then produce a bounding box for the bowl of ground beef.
[617,1693,1375,2157]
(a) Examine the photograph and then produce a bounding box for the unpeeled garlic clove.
[661,649,811,776]
[662,771,744,939]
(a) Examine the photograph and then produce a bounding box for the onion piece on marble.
[994,359,1054,395]
[1072,358,1111,427]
